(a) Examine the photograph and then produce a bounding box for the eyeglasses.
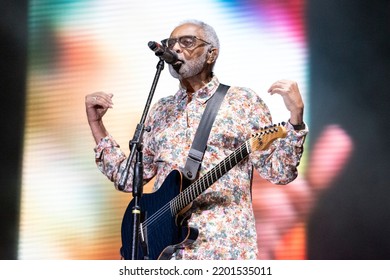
[161,35,211,50]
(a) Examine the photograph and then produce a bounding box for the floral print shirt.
[95,76,308,260]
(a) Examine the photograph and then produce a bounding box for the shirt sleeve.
[94,134,132,191]
[248,93,308,185]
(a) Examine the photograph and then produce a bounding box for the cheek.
[183,48,207,60]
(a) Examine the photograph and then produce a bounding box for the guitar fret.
[245,140,250,153]
[179,192,184,210]
[222,159,226,175]
[174,197,179,214]
[186,185,191,204]
[190,186,194,202]
[214,168,219,182]
[234,150,239,165]
[202,176,208,193]
[240,145,245,159]
[232,149,240,166]
[169,199,175,216]
[191,183,197,201]
[183,187,188,206]
[227,154,232,170]
[198,180,205,197]
[179,194,185,212]
[213,169,217,183]
[179,196,184,212]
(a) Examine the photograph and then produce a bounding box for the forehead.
[170,23,204,37]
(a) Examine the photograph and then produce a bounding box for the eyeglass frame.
[161,35,212,50]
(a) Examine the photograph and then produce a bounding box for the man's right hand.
[85,92,114,124]
[85,92,114,143]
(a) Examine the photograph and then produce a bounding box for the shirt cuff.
[94,134,120,159]
[288,120,306,131]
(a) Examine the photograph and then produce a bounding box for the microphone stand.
[118,57,165,260]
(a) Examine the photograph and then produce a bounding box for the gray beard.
[168,52,208,80]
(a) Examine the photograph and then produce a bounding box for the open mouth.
[174,59,184,65]
[172,60,183,71]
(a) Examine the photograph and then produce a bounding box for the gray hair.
[176,19,220,49]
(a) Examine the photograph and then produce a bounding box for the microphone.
[148,41,178,64]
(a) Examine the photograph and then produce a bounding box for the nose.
[171,41,182,53]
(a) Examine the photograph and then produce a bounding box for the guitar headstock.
[250,122,287,151]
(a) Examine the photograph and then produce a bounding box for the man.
[85,19,308,259]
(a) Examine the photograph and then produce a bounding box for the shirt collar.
[175,76,220,104]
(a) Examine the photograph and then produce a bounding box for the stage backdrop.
[20,0,310,259]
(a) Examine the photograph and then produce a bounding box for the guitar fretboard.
[170,140,251,215]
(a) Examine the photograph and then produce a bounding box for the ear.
[207,48,218,64]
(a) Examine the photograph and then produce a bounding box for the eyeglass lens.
[165,36,196,49]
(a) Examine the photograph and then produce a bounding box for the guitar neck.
[172,140,251,214]
[169,123,286,216]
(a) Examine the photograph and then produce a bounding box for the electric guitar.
[120,123,287,260]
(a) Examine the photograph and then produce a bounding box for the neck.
[180,72,213,95]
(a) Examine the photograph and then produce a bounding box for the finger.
[268,81,290,94]
[268,87,287,95]
[87,92,114,107]
[269,80,296,91]
[93,92,114,103]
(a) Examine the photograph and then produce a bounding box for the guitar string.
[139,139,252,235]
[142,144,244,230]
[138,128,276,234]
[137,146,248,240]
[137,127,281,234]
[123,126,282,256]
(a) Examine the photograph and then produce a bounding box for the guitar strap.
[183,83,230,182]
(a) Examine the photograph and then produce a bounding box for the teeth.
[173,63,182,70]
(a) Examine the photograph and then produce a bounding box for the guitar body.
[120,169,198,260]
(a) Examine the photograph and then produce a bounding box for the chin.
[168,65,180,79]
